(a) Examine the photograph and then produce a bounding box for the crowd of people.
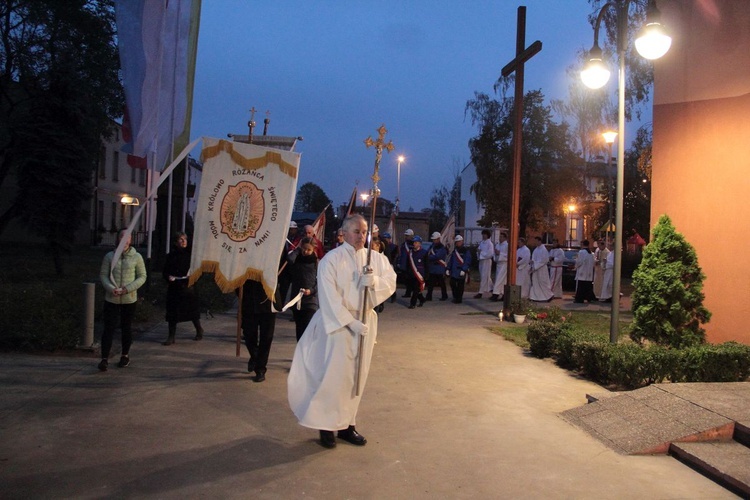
[96,218,614,449]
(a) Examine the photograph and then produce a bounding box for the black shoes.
[98,359,108,372]
[253,372,266,383]
[337,426,367,446]
[117,355,130,368]
[407,305,416,309]
[247,359,256,373]
[490,294,500,302]
[474,293,483,299]
[193,329,204,341]
[418,297,425,307]
[162,336,175,346]
[319,430,336,448]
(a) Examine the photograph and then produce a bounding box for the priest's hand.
[348,320,369,337]
[359,267,374,288]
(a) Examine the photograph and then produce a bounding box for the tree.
[465,81,587,235]
[294,182,331,213]
[630,215,710,348]
[428,186,448,234]
[0,0,123,273]
[623,125,651,240]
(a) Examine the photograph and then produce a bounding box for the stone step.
[669,440,750,498]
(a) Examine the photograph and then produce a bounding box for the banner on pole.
[189,138,300,297]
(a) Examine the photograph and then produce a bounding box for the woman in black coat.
[162,232,203,345]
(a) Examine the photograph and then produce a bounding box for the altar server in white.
[529,236,554,302]
[288,214,397,449]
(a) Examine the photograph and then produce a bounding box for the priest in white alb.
[516,237,531,299]
[529,236,554,302]
[288,214,397,449]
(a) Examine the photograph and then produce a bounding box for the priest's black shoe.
[337,426,367,446]
[253,371,265,383]
[319,430,336,449]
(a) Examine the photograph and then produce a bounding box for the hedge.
[525,319,750,389]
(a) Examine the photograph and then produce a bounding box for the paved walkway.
[0,293,735,498]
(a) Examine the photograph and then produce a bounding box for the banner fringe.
[200,139,298,179]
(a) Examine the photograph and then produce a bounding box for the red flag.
[311,205,327,244]
[345,186,357,217]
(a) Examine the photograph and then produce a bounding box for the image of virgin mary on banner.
[189,138,299,299]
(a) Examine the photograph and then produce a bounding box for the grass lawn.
[490,309,634,349]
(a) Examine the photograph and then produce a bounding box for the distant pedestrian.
[98,229,147,371]
[447,235,471,303]
[491,231,508,301]
[548,240,565,299]
[599,240,615,302]
[529,236,554,302]
[407,236,427,309]
[397,228,415,298]
[288,237,319,341]
[426,232,448,301]
[574,239,597,303]
[162,232,204,345]
[516,237,531,299]
[333,228,345,249]
[475,229,494,299]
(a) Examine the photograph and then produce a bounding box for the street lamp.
[395,155,405,215]
[602,130,617,242]
[360,192,370,211]
[581,0,671,343]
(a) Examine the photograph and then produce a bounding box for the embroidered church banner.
[189,138,299,297]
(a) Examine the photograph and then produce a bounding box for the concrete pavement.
[0,293,735,499]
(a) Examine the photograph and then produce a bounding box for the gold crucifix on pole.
[354,124,394,396]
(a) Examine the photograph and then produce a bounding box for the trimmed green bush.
[631,215,711,348]
[678,342,750,382]
[526,320,566,358]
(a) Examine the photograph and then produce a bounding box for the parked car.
[561,247,579,291]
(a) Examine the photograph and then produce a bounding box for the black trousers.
[292,308,316,342]
[101,301,136,358]
[574,280,597,303]
[450,276,465,302]
[426,273,447,300]
[243,313,276,375]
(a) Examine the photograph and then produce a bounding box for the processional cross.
[354,124,394,396]
[499,6,541,312]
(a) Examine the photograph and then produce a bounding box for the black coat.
[163,247,200,323]
[288,250,319,311]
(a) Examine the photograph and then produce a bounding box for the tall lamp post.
[602,130,617,242]
[395,155,405,215]
[580,0,671,343]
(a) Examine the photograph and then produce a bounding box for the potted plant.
[511,298,532,324]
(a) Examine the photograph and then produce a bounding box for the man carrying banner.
[287,214,396,449]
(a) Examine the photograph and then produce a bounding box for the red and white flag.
[115,0,201,171]
[440,214,455,253]
[311,205,328,245]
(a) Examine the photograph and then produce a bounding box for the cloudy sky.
[189,1,638,211]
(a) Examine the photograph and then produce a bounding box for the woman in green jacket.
[98,229,147,371]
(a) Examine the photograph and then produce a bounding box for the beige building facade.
[652,0,750,344]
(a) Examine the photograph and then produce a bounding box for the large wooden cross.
[500,6,541,310]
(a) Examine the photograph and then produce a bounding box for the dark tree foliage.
[630,215,710,348]
[0,0,123,273]
[465,82,587,235]
[294,182,331,213]
[428,185,448,234]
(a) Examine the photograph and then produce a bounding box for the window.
[99,147,106,179]
[130,162,137,183]
[139,168,146,186]
[112,151,119,182]
[110,202,117,231]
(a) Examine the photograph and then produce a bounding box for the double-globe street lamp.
[580,0,671,343]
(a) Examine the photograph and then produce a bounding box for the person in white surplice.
[529,236,554,302]
[516,238,531,299]
[599,240,615,302]
[548,241,565,299]
[287,214,397,449]
[490,231,508,301]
